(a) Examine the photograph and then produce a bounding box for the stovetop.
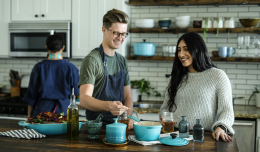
[0,96,28,114]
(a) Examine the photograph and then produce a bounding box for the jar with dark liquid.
[193,119,204,143]
[118,111,129,129]
[67,88,79,139]
[161,112,175,133]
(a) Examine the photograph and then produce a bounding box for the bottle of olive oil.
[67,88,79,139]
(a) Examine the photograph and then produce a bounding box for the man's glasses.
[106,28,128,39]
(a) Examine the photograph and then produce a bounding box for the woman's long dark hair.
[167,32,216,112]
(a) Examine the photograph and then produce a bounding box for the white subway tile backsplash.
[232,79,247,84]
[249,7,260,12]
[169,8,188,13]
[227,69,247,74]
[237,74,257,80]
[129,71,139,76]
[248,70,260,74]
[148,77,167,82]
[150,8,169,13]
[149,67,167,72]
[197,13,217,17]
[13,64,29,68]
[217,64,236,69]
[0,64,13,68]
[131,8,149,13]
[139,62,158,67]
[208,7,228,12]
[237,64,257,69]
[188,8,207,12]
[140,14,159,18]
[229,7,248,12]
[236,84,256,90]
[218,13,238,17]
[239,12,259,17]
[247,80,260,85]
[140,72,157,77]
[6,60,21,64]
[130,67,149,72]
[232,89,246,94]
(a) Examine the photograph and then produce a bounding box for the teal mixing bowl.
[18,121,84,135]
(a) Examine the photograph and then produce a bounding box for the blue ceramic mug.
[218,47,228,57]
[227,47,236,57]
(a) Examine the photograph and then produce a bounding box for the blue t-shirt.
[22,59,79,116]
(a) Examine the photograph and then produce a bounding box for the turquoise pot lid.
[159,136,189,146]
[106,118,126,128]
[131,39,157,47]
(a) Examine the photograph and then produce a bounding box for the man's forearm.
[79,94,110,112]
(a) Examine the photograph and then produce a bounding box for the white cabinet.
[0,0,10,57]
[72,0,130,58]
[11,0,71,21]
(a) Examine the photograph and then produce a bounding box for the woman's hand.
[212,127,232,142]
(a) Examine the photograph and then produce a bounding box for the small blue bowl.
[159,20,171,29]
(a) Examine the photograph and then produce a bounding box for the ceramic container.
[158,18,171,29]
[179,116,190,138]
[135,19,154,28]
[131,39,157,56]
[239,18,260,28]
[133,121,162,141]
[193,20,202,28]
[193,119,204,143]
[106,118,127,144]
[202,17,212,28]
[224,17,235,28]
[213,17,223,28]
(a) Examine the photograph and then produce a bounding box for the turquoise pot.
[106,118,126,144]
[134,121,162,141]
[18,121,84,135]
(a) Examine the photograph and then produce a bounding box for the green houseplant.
[130,78,161,102]
[248,86,260,107]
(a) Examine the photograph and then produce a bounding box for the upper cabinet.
[0,0,10,57]
[11,0,71,21]
[128,0,260,6]
[72,0,130,58]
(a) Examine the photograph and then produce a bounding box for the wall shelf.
[127,56,260,62]
[129,28,260,34]
[128,0,260,6]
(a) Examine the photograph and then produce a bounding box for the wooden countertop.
[0,119,238,151]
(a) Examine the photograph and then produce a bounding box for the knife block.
[11,79,21,97]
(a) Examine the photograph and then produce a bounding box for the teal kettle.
[106,118,127,144]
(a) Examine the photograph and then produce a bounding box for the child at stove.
[23,35,79,118]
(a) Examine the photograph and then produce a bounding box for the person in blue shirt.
[23,35,79,118]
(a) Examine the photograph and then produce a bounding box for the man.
[79,9,133,129]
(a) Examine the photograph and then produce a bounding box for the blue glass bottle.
[179,116,189,138]
[193,119,204,143]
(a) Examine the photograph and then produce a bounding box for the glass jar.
[161,112,175,133]
[202,17,212,28]
[224,17,235,28]
[118,111,129,129]
[193,119,204,143]
[213,17,223,28]
[179,116,190,138]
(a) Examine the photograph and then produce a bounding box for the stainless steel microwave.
[9,22,71,58]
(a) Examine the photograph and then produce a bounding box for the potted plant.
[130,78,161,102]
[248,86,260,107]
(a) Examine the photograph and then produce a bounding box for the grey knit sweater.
[160,68,235,135]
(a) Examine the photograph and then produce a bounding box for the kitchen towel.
[0,128,46,139]
[128,131,193,146]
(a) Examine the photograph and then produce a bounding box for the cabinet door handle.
[42,14,45,17]
[35,14,38,17]
[233,122,253,126]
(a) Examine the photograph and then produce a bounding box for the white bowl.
[176,16,190,21]
[135,19,154,28]
[176,21,190,28]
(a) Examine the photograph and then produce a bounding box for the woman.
[160,32,234,142]
[23,35,79,117]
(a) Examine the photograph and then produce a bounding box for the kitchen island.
[0,119,238,151]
